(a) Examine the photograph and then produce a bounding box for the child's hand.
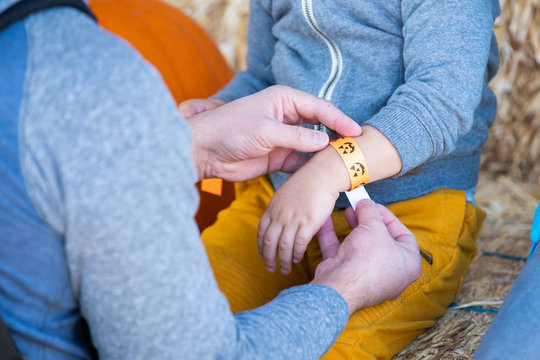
[258,126,403,274]
[178,98,225,118]
[257,148,350,274]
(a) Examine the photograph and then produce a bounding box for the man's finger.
[275,87,362,137]
[354,199,384,227]
[318,216,340,260]
[266,121,330,153]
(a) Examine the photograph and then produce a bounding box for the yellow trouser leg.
[202,177,485,359]
[315,189,484,359]
[201,177,310,312]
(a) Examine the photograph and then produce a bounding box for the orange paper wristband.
[329,137,369,190]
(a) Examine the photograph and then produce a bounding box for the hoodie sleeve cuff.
[364,104,435,176]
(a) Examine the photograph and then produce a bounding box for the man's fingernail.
[293,257,300,264]
[358,199,375,206]
[266,266,275,273]
[314,131,328,146]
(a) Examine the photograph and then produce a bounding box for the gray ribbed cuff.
[364,104,435,176]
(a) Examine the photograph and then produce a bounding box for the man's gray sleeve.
[19,8,348,359]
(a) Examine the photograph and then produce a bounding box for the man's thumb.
[355,199,383,227]
[276,124,329,152]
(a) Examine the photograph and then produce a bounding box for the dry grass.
[483,0,540,184]
[162,0,539,358]
[161,0,249,70]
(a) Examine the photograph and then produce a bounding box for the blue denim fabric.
[475,235,540,359]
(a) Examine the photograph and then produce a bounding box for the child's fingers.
[318,216,340,260]
[178,99,208,118]
[178,98,223,118]
[278,225,297,274]
[292,225,313,265]
[257,215,271,256]
[261,223,283,273]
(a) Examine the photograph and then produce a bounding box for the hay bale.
[484,0,540,184]
[162,0,249,70]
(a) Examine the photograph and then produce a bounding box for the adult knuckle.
[289,126,305,142]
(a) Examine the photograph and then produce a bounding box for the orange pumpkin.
[89,0,235,231]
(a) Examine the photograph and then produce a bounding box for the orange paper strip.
[329,137,369,191]
[201,178,223,196]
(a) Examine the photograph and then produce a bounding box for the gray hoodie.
[215,0,500,206]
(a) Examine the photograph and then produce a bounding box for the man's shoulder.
[24,6,166,115]
[20,5,185,160]
[19,6,192,231]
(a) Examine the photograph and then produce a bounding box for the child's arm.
[361,0,498,176]
[258,126,401,274]
[258,0,498,274]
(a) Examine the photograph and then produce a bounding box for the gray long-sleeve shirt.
[0,3,348,359]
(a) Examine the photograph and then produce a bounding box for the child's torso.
[269,0,405,122]
[262,0,500,205]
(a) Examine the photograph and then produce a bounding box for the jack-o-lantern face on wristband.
[329,137,370,190]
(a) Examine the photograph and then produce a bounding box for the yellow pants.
[201,177,485,359]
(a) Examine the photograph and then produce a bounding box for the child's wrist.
[309,146,352,193]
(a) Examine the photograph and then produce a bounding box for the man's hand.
[186,86,362,182]
[312,200,422,315]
